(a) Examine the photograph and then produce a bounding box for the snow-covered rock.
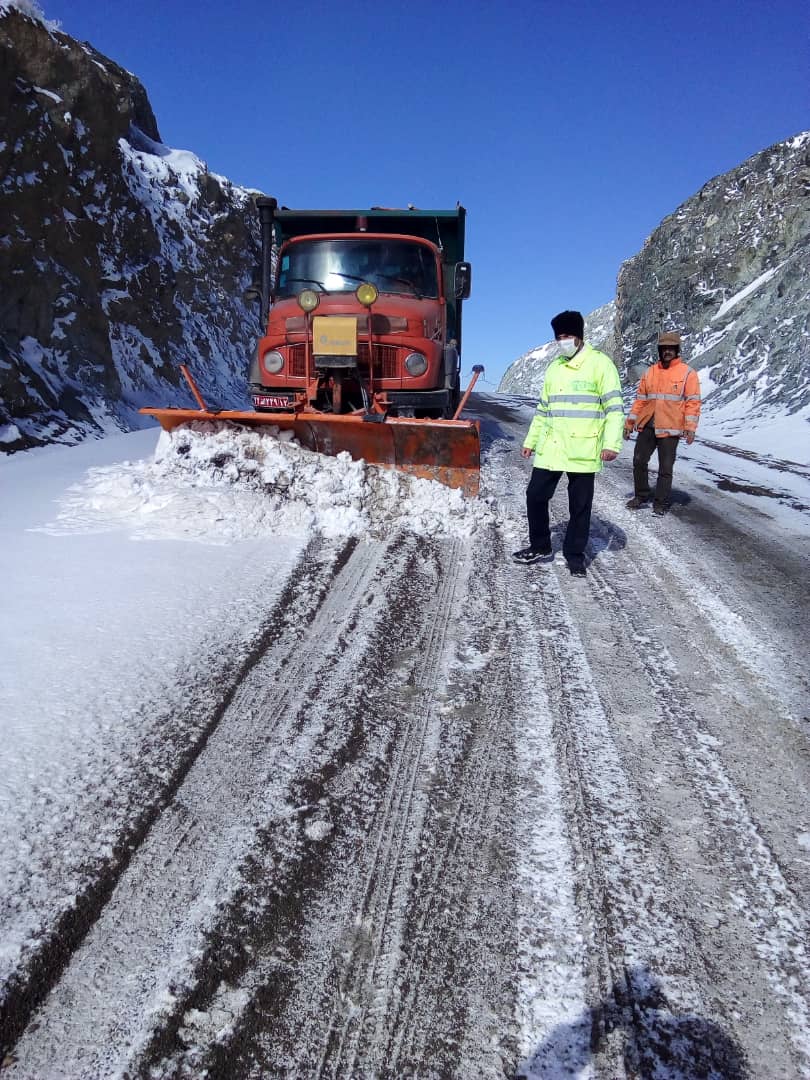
[498,133,810,457]
[617,131,810,425]
[0,6,264,452]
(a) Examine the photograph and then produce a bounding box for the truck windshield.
[276,239,439,299]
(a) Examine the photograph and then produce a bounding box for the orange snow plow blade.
[140,408,482,496]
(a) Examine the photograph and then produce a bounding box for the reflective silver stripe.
[636,393,651,400]
[600,389,623,402]
[604,404,624,414]
[685,395,701,401]
[656,428,683,435]
[548,409,605,419]
[548,393,601,403]
[627,413,638,421]
[685,415,699,422]
[648,392,684,401]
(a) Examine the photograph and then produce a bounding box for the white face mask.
[558,338,579,358]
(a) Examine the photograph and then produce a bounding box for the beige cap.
[658,331,682,348]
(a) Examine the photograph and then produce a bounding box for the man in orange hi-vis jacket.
[624,331,701,516]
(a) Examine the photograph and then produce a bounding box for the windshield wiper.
[369,275,423,298]
[282,277,330,294]
[327,271,425,298]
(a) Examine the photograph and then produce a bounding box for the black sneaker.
[626,496,649,510]
[652,502,669,516]
[512,546,552,564]
[568,563,587,577]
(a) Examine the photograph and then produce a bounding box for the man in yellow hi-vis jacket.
[513,310,624,577]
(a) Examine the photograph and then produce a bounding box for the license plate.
[253,394,292,409]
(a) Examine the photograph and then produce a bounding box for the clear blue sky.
[45,0,808,387]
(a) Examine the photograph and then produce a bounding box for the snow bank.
[39,421,494,542]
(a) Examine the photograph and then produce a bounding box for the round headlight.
[355,282,378,307]
[297,289,320,313]
[404,351,428,377]
[262,350,284,375]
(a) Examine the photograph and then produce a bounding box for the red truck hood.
[268,294,442,337]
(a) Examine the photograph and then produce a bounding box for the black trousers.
[633,426,679,503]
[526,468,595,568]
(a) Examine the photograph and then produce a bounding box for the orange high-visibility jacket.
[626,358,701,437]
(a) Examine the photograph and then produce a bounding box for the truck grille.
[288,343,399,380]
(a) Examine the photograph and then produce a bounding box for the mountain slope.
[0,4,263,452]
[616,133,810,431]
[498,133,810,461]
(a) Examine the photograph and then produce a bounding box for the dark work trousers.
[526,468,595,568]
[633,426,680,504]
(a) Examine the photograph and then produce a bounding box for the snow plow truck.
[141,198,483,495]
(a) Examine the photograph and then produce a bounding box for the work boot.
[568,563,587,578]
[652,501,669,516]
[512,545,552,564]
[625,496,649,510]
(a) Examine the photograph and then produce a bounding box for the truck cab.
[248,201,471,418]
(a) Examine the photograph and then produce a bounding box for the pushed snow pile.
[41,422,493,543]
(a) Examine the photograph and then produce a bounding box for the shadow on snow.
[516,966,749,1079]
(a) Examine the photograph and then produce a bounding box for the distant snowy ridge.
[0,7,264,452]
[498,301,616,397]
[499,132,810,462]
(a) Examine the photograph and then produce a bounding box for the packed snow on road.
[1,394,808,1079]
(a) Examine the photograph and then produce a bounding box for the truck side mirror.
[244,263,263,304]
[454,262,472,299]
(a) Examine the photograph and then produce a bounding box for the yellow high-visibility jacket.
[626,359,701,437]
[523,343,624,473]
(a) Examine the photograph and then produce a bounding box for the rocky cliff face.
[499,133,810,444]
[616,133,810,413]
[0,4,262,452]
[498,301,616,397]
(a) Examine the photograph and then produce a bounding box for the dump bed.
[273,207,465,265]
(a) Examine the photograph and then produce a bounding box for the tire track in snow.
[487,443,735,1079]
[314,541,464,1076]
[275,538,468,1078]
[0,535,344,1063]
[570,516,810,1078]
[127,534,470,1079]
[583,553,810,1073]
[381,541,520,1075]
[597,464,809,723]
[7,535,416,1079]
[206,533,520,1078]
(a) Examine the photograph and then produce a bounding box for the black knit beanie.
[550,310,585,339]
